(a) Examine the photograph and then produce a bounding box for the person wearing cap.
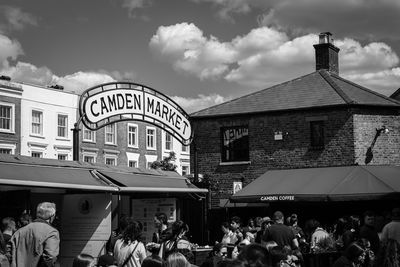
[254,217,273,244]
[10,202,60,267]
[381,207,400,244]
[261,211,298,250]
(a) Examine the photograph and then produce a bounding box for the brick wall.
[353,108,400,165]
[0,95,21,154]
[192,106,400,209]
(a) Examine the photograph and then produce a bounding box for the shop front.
[229,165,400,266]
[0,154,207,265]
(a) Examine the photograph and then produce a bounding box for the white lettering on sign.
[81,83,193,145]
[260,195,295,201]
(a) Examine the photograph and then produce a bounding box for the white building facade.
[20,83,79,161]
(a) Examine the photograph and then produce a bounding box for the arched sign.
[79,82,193,145]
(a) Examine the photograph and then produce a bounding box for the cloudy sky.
[1,0,399,113]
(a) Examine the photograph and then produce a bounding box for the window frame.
[82,126,96,143]
[182,144,189,153]
[165,132,173,151]
[0,102,15,133]
[128,160,138,168]
[31,151,43,158]
[127,123,138,148]
[310,120,325,149]
[31,109,44,136]
[57,154,68,161]
[0,143,16,154]
[57,113,68,139]
[146,126,156,150]
[105,124,117,145]
[105,155,117,166]
[83,154,96,163]
[220,126,250,163]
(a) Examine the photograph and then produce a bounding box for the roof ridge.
[332,74,400,106]
[191,72,318,116]
[318,70,354,104]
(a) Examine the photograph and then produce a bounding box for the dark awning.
[0,161,117,192]
[97,170,208,193]
[230,165,400,203]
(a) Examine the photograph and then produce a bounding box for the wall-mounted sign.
[233,181,242,194]
[79,82,193,145]
[260,195,295,201]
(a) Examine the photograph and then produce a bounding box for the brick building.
[0,77,23,155]
[190,33,400,218]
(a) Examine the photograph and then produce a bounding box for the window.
[0,103,14,133]
[165,132,173,150]
[129,160,137,168]
[310,121,324,149]
[0,148,12,154]
[83,155,95,163]
[221,126,249,162]
[0,144,16,154]
[127,124,138,147]
[182,166,189,176]
[31,151,42,158]
[147,161,153,169]
[31,110,43,136]
[182,144,189,153]
[57,114,68,138]
[105,124,116,145]
[83,127,96,142]
[146,127,156,150]
[58,154,67,161]
[105,157,116,166]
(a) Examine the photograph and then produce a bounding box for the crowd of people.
[1,202,400,267]
[213,208,400,267]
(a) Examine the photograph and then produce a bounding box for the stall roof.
[98,169,208,193]
[0,155,207,194]
[0,156,117,192]
[230,165,400,203]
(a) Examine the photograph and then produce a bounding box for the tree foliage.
[150,151,177,171]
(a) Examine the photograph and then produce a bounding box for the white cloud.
[4,62,55,85]
[337,39,399,73]
[150,23,400,95]
[53,72,116,94]
[171,94,232,113]
[150,22,236,80]
[0,34,23,67]
[0,6,38,33]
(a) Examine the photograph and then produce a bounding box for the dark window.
[221,126,249,162]
[310,121,324,149]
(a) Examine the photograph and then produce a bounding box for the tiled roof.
[191,70,400,118]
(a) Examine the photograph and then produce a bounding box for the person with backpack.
[114,220,146,267]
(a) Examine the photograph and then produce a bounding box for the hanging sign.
[79,82,193,145]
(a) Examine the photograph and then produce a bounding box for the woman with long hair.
[72,253,96,267]
[114,220,147,267]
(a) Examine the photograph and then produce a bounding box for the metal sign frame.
[78,81,193,146]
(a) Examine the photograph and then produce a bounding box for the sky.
[0,0,400,113]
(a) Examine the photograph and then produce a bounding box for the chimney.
[313,32,340,75]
